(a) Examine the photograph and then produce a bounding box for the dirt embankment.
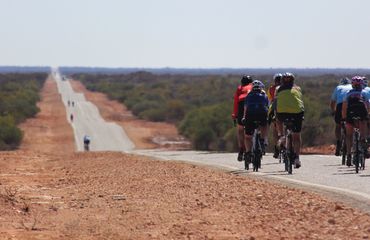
[0,76,369,239]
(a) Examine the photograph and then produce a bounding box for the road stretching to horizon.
[54,69,370,212]
[53,69,135,152]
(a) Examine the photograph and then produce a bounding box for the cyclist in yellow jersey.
[276,72,304,168]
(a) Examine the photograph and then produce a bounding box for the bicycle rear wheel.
[287,135,294,174]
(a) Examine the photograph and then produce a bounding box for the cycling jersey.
[232,83,252,119]
[344,89,369,124]
[362,86,370,102]
[244,91,269,114]
[276,84,304,114]
[267,85,278,103]
[344,89,369,109]
[331,84,352,104]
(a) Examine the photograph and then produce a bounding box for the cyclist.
[70,113,74,122]
[83,135,91,151]
[276,72,304,168]
[330,77,352,156]
[342,76,370,165]
[232,75,253,161]
[242,80,269,162]
[362,77,370,143]
[267,73,283,158]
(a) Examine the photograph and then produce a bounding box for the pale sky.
[1,0,370,68]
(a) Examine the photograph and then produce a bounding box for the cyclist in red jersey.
[232,75,253,161]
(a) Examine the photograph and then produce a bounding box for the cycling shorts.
[346,105,368,125]
[334,103,343,124]
[244,111,268,135]
[237,101,245,125]
[277,112,304,133]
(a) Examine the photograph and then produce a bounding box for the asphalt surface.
[134,149,370,212]
[54,69,370,211]
[53,70,135,152]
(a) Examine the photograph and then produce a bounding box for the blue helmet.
[339,77,350,85]
[252,80,264,91]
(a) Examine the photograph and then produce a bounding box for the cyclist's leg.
[345,123,354,158]
[290,112,303,168]
[236,101,246,160]
[334,104,343,155]
[244,118,255,154]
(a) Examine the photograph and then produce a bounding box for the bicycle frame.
[251,127,262,172]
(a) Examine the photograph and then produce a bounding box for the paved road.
[53,68,369,210]
[133,150,370,210]
[53,69,134,152]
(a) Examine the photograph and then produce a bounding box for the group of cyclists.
[232,73,304,169]
[233,72,369,171]
[67,99,91,151]
[330,75,370,166]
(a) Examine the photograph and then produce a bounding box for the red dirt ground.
[0,76,369,239]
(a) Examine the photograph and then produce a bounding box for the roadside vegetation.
[0,73,47,150]
[73,72,362,151]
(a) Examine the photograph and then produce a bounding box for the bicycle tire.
[354,132,360,173]
[287,134,293,174]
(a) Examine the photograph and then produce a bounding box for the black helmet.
[282,72,295,84]
[241,75,253,86]
[273,73,283,85]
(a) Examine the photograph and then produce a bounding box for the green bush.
[0,115,23,150]
[0,73,46,150]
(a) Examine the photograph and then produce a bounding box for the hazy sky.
[1,0,370,68]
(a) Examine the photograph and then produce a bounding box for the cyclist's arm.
[243,96,249,118]
[232,88,240,119]
[330,88,337,113]
[330,100,336,113]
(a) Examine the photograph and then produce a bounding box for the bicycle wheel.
[287,135,293,174]
[354,134,360,174]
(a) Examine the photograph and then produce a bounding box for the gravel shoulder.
[0,76,369,239]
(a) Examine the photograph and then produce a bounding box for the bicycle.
[84,142,90,151]
[281,119,295,174]
[251,122,263,172]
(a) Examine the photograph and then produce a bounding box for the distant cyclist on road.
[267,73,283,158]
[276,73,304,168]
[242,80,269,163]
[330,77,352,156]
[342,76,370,165]
[83,135,91,151]
[232,75,253,161]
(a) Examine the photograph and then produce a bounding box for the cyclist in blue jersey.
[342,76,370,165]
[361,77,370,143]
[242,80,269,162]
[330,77,352,156]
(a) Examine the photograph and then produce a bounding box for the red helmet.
[351,76,363,87]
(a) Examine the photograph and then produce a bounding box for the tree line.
[72,71,361,151]
[0,73,47,150]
